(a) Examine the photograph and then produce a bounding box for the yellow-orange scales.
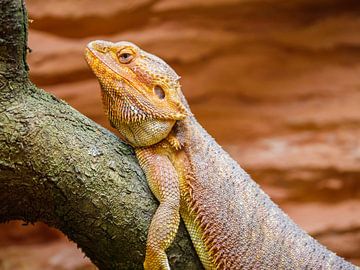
[85,41,357,270]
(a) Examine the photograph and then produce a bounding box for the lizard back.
[177,114,356,270]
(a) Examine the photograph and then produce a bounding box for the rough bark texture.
[0,0,201,269]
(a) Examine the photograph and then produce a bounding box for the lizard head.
[85,40,189,147]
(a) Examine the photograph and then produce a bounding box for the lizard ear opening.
[154,85,165,100]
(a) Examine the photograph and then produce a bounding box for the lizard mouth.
[84,46,98,66]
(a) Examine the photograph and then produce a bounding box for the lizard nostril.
[94,44,108,53]
[154,85,165,100]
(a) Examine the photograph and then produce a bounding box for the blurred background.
[1,0,360,269]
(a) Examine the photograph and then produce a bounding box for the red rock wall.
[1,0,359,268]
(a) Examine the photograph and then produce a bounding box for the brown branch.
[0,0,201,269]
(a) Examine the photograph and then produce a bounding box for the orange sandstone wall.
[1,0,359,269]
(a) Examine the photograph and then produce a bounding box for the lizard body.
[85,40,358,270]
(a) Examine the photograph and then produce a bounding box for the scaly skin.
[85,40,358,270]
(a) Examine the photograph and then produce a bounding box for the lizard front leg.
[136,146,180,270]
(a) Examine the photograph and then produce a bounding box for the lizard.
[85,40,358,270]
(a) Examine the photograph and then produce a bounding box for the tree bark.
[0,0,202,269]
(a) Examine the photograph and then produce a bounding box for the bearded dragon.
[85,40,357,270]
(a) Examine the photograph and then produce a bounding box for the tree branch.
[0,0,201,269]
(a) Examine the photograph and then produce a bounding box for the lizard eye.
[117,49,134,64]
